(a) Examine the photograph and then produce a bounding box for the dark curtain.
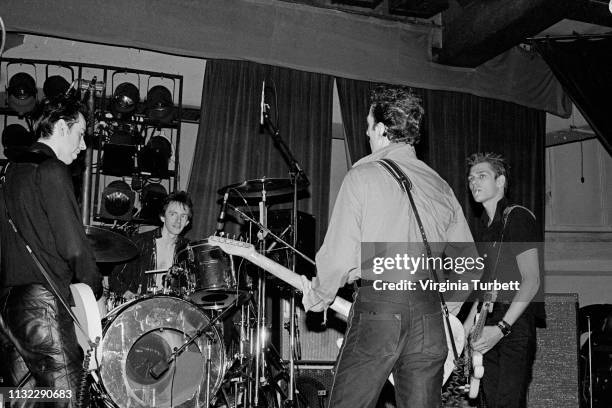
[336,78,545,234]
[336,78,426,164]
[188,60,333,245]
[336,77,376,164]
[535,38,612,155]
[424,90,546,234]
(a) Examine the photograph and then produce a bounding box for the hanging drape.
[336,78,427,164]
[3,0,570,116]
[336,78,545,233]
[535,38,612,155]
[424,90,546,234]
[335,78,377,164]
[187,60,333,245]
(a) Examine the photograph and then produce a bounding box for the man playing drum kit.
[109,190,192,303]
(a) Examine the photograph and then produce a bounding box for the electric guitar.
[208,235,465,385]
[69,283,103,370]
[464,293,492,398]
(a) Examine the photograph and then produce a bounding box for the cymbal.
[84,225,139,263]
[218,177,308,198]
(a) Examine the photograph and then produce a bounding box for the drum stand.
[254,183,270,408]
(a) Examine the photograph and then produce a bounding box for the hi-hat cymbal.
[84,225,139,263]
[218,177,308,198]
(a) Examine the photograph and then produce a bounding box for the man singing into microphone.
[109,191,192,300]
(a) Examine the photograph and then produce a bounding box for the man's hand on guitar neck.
[300,275,326,313]
[471,325,504,354]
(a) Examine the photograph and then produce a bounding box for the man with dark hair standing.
[109,191,192,300]
[302,86,476,407]
[465,152,543,408]
[0,96,102,405]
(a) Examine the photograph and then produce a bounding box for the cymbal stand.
[254,185,268,408]
[286,168,300,407]
[205,339,212,407]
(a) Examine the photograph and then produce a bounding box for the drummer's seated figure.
[109,191,192,301]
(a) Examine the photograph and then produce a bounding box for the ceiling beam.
[437,0,578,67]
[388,0,448,18]
[570,0,612,28]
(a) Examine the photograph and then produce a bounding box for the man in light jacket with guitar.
[301,86,478,408]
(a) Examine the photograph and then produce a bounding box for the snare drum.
[177,239,241,309]
[97,295,226,407]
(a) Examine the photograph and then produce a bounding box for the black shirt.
[109,227,190,295]
[476,197,545,321]
[0,143,102,301]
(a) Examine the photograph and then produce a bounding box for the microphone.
[260,79,266,126]
[216,191,230,233]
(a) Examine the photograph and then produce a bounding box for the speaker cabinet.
[279,299,346,362]
[528,293,579,407]
[295,364,334,408]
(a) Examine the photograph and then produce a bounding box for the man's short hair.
[466,152,509,192]
[161,190,193,219]
[369,86,424,145]
[33,95,84,140]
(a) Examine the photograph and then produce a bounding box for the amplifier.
[295,364,334,408]
[279,298,346,362]
[528,293,579,407]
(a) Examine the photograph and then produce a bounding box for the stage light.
[102,143,137,177]
[140,183,168,224]
[2,123,35,152]
[146,85,175,124]
[43,75,70,100]
[138,136,171,177]
[6,72,37,115]
[99,180,135,221]
[111,82,140,117]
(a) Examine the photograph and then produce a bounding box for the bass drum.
[98,295,226,407]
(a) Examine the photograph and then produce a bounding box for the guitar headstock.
[208,235,256,258]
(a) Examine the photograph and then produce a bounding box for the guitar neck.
[472,301,490,340]
[243,250,351,319]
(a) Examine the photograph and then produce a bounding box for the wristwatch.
[497,320,512,337]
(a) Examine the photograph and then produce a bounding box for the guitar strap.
[0,163,88,340]
[484,204,537,302]
[377,158,459,362]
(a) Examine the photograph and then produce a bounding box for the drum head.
[99,296,226,407]
[190,288,240,310]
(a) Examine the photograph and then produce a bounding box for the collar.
[153,227,163,239]
[353,143,416,167]
[481,197,509,227]
[5,142,57,164]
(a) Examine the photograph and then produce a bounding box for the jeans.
[480,304,536,408]
[0,284,82,408]
[328,285,447,408]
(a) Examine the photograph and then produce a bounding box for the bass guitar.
[464,293,492,398]
[69,283,103,370]
[208,235,464,385]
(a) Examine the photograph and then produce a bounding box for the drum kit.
[85,176,312,408]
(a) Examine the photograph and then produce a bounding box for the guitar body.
[465,299,490,398]
[208,236,465,385]
[69,283,102,370]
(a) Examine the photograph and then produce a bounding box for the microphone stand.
[228,204,314,266]
[262,112,310,187]
[262,111,310,407]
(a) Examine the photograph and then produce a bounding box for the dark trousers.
[329,286,447,408]
[480,305,536,408]
[0,284,81,408]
